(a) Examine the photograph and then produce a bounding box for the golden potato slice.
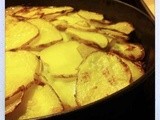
[77,43,98,59]
[5,15,19,31]
[66,27,108,48]
[40,41,83,76]
[88,19,111,28]
[6,21,39,50]
[60,32,71,42]
[106,22,134,34]
[6,84,63,120]
[77,10,104,21]
[5,91,24,115]
[6,6,24,16]
[51,20,68,31]
[110,43,145,61]
[6,51,39,98]
[120,58,145,82]
[41,13,63,21]
[28,19,62,47]
[47,77,77,110]
[76,52,131,105]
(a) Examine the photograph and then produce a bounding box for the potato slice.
[6,21,39,50]
[60,32,71,42]
[5,15,19,31]
[66,27,108,48]
[40,41,83,76]
[88,19,111,28]
[6,6,24,16]
[6,84,63,120]
[5,91,24,115]
[6,51,39,98]
[120,58,145,82]
[76,52,131,105]
[77,43,98,59]
[47,77,77,110]
[106,22,134,34]
[77,10,104,21]
[110,43,145,61]
[28,19,62,47]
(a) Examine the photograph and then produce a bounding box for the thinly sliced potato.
[66,27,108,48]
[106,22,134,34]
[60,32,71,42]
[88,19,111,28]
[77,10,104,21]
[6,84,63,120]
[120,58,145,81]
[76,52,131,105]
[40,41,83,76]
[47,77,77,109]
[41,13,63,21]
[6,51,39,98]
[28,19,62,47]
[6,21,39,50]
[5,15,19,31]
[110,43,145,61]
[5,91,24,115]
[77,43,98,59]
[51,20,68,30]
[6,6,24,16]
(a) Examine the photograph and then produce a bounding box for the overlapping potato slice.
[120,58,145,81]
[5,91,24,115]
[88,19,111,29]
[5,15,19,31]
[105,22,134,34]
[6,51,39,98]
[66,27,108,48]
[46,76,77,110]
[76,51,131,105]
[40,41,83,76]
[6,6,24,16]
[77,10,104,21]
[110,43,145,61]
[6,83,63,120]
[6,21,39,50]
[77,43,98,59]
[28,19,62,47]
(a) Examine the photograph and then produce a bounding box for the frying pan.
[5,0,155,119]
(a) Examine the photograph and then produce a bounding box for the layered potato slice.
[105,22,134,34]
[6,6,24,16]
[6,21,39,50]
[77,10,104,21]
[6,84,63,120]
[28,19,62,48]
[5,15,19,31]
[47,76,78,110]
[5,91,24,115]
[66,27,108,48]
[40,41,83,76]
[110,43,145,61]
[6,51,39,98]
[76,51,131,105]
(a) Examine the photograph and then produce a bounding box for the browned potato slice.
[47,77,77,110]
[6,84,63,120]
[41,13,63,21]
[120,58,145,81]
[106,22,134,34]
[28,19,62,47]
[76,52,131,105]
[6,51,39,98]
[6,6,24,16]
[40,41,83,76]
[88,19,111,29]
[5,91,24,115]
[51,20,68,30]
[110,43,145,61]
[40,6,73,15]
[77,10,104,21]
[14,7,42,19]
[77,43,98,59]
[6,21,39,50]
[66,27,108,48]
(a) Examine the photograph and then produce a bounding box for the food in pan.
[5,6,145,119]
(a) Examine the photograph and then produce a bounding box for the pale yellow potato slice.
[47,77,77,110]
[6,51,39,98]
[5,91,24,115]
[106,22,134,34]
[120,58,145,82]
[88,19,111,28]
[6,21,39,50]
[6,84,63,120]
[76,52,131,105]
[5,15,19,31]
[77,43,98,59]
[110,43,145,61]
[28,19,62,47]
[66,27,108,48]
[77,10,104,21]
[60,32,71,42]
[40,41,83,76]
